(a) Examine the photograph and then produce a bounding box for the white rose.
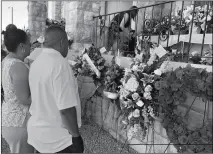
[124,77,139,92]
[133,109,140,118]
[132,93,139,100]
[143,92,152,100]
[132,65,139,71]
[154,69,162,76]
[136,100,144,107]
[144,85,153,92]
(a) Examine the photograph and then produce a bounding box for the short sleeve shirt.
[27,48,80,153]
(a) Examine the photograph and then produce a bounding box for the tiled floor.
[2,119,137,153]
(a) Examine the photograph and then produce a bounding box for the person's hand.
[71,136,84,153]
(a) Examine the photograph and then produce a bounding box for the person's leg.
[56,145,73,153]
[2,127,34,153]
[112,41,118,56]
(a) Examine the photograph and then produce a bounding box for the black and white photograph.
[1,0,213,153]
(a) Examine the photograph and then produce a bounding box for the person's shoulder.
[29,48,43,60]
[9,59,29,78]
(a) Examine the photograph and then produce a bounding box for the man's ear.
[18,43,25,51]
[60,38,64,47]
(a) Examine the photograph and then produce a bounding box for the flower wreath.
[155,64,212,153]
[73,45,107,87]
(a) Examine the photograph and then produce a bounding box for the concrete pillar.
[63,1,100,60]
[54,1,62,20]
[48,1,62,20]
[28,1,47,42]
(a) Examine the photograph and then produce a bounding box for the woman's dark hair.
[130,6,139,13]
[126,6,139,19]
[4,25,28,52]
[6,24,17,31]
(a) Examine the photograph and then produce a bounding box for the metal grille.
[93,1,213,65]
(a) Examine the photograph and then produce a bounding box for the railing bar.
[201,1,210,57]
[96,18,98,48]
[150,6,154,44]
[152,123,155,153]
[129,11,131,55]
[145,126,150,153]
[135,11,138,37]
[184,96,197,117]
[203,100,208,127]
[113,13,116,56]
[93,1,175,19]
[108,14,110,52]
[117,12,120,57]
[135,12,138,57]
[166,2,173,48]
[177,1,184,62]
[123,12,125,56]
[187,2,196,63]
[158,3,163,45]
[141,8,147,54]
[104,19,106,48]
[177,1,184,44]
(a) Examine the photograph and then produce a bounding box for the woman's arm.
[120,13,129,31]
[10,62,31,105]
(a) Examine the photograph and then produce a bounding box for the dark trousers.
[36,136,84,153]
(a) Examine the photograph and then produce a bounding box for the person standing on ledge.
[106,6,139,56]
[27,25,84,153]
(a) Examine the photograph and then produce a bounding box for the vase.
[103,91,119,100]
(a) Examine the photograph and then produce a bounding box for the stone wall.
[63,1,100,60]
[28,1,47,42]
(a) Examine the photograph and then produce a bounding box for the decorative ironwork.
[93,1,212,64]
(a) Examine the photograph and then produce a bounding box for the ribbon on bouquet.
[82,53,101,78]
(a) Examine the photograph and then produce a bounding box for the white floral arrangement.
[119,66,162,141]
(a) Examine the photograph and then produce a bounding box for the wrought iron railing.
[93,1,213,65]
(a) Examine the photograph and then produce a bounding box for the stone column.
[28,1,47,42]
[54,1,62,20]
[63,1,100,60]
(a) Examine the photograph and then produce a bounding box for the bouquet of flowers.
[72,45,107,86]
[119,66,161,141]
[182,4,213,34]
[171,11,188,34]
[133,41,171,74]
[103,57,124,99]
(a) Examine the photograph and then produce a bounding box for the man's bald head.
[44,25,68,57]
